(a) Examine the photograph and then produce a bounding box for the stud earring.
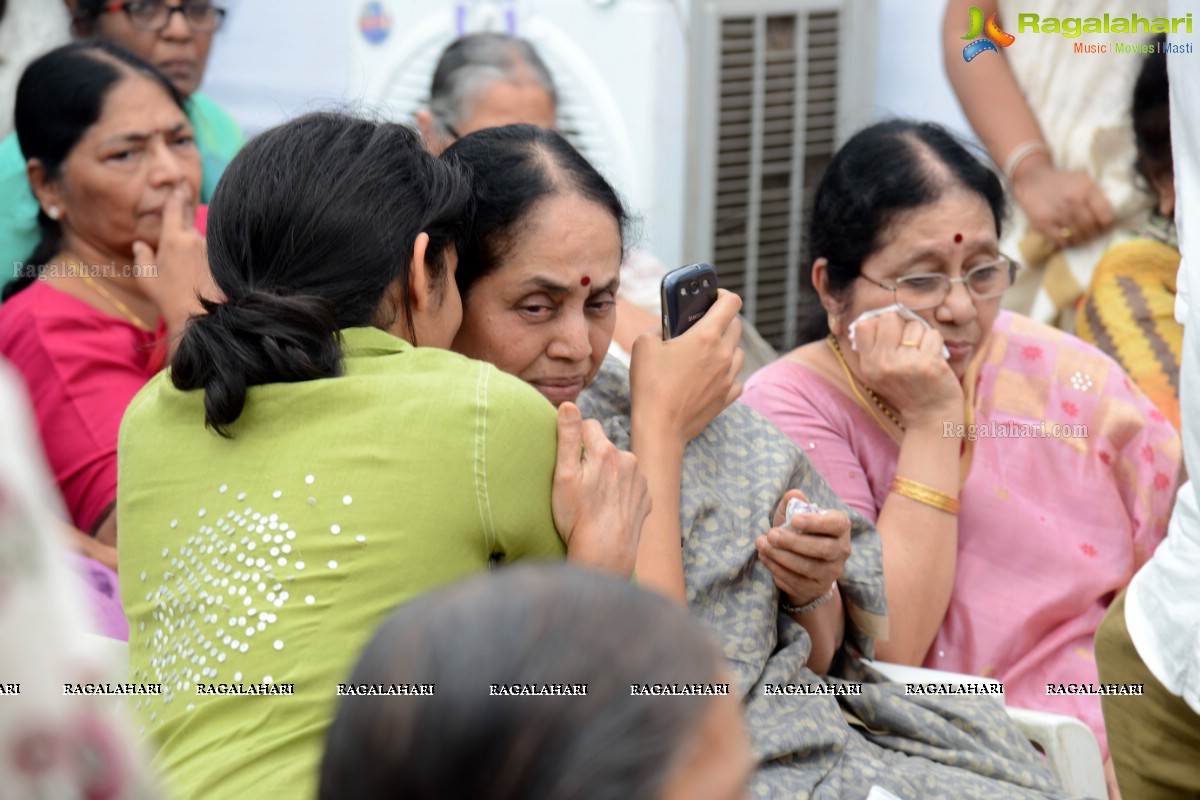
[47,206,61,221]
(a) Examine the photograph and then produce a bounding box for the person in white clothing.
[0,359,158,798]
[1095,4,1200,796]
[0,0,70,137]
[943,0,1161,329]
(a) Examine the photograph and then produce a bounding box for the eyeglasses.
[857,256,1019,311]
[103,1,226,33]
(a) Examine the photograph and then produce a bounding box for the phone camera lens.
[689,280,699,295]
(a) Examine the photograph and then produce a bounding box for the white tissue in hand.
[845,304,950,359]
[785,497,825,529]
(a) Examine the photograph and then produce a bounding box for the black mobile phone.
[661,263,719,340]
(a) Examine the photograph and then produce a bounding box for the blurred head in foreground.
[319,564,755,800]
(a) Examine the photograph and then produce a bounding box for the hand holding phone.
[630,280,743,448]
[661,263,719,340]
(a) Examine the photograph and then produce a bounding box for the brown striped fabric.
[1077,235,1182,431]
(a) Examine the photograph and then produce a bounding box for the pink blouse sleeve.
[742,364,882,523]
[10,310,159,532]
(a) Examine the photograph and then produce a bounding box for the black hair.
[1132,34,1171,195]
[318,564,725,800]
[442,124,627,302]
[2,39,185,302]
[170,112,473,437]
[72,0,116,33]
[800,119,1006,343]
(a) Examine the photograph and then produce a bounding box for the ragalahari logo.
[962,7,1015,61]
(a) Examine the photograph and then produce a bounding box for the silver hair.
[427,33,558,134]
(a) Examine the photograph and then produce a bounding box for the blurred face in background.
[456,79,556,136]
[77,0,221,97]
[419,76,557,156]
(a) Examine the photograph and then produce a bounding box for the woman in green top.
[0,0,243,289]
[117,112,648,800]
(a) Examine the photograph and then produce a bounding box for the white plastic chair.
[864,660,1107,799]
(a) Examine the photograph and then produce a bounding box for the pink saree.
[743,311,1180,757]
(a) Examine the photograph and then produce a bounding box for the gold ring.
[900,341,920,348]
[1060,226,1074,240]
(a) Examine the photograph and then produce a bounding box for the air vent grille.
[707,8,842,350]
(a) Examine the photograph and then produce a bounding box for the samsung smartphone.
[661,263,719,340]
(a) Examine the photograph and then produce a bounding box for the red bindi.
[954,233,963,243]
[580,276,591,286]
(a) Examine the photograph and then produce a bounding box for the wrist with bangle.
[781,585,836,616]
[890,475,960,515]
[1003,139,1051,184]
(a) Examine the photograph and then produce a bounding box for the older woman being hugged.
[742,120,1179,795]
[117,111,647,800]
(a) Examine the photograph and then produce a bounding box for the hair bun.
[172,291,344,437]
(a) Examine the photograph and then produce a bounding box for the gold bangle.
[890,476,960,516]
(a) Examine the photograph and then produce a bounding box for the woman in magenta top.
[0,41,212,621]
[742,121,1179,782]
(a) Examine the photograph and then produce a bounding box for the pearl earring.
[47,206,61,220]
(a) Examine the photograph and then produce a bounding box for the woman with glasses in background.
[0,0,242,292]
[742,120,1179,791]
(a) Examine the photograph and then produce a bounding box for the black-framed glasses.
[103,1,226,33]
[857,256,1020,311]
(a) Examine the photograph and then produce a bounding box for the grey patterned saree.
[578,359,1075,800]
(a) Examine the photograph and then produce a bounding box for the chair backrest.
[865,659,1107,798]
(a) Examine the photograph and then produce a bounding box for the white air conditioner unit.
[346,0,875,350]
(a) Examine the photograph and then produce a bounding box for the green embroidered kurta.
[119,327,565,799]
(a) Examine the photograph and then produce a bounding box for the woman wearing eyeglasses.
[0,0,241,291]
[742,120,1179,781]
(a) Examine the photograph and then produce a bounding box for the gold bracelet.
[890,476,960,516]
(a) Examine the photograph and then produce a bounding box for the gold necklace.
[70,263,152,330]
[827,334,906,432]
